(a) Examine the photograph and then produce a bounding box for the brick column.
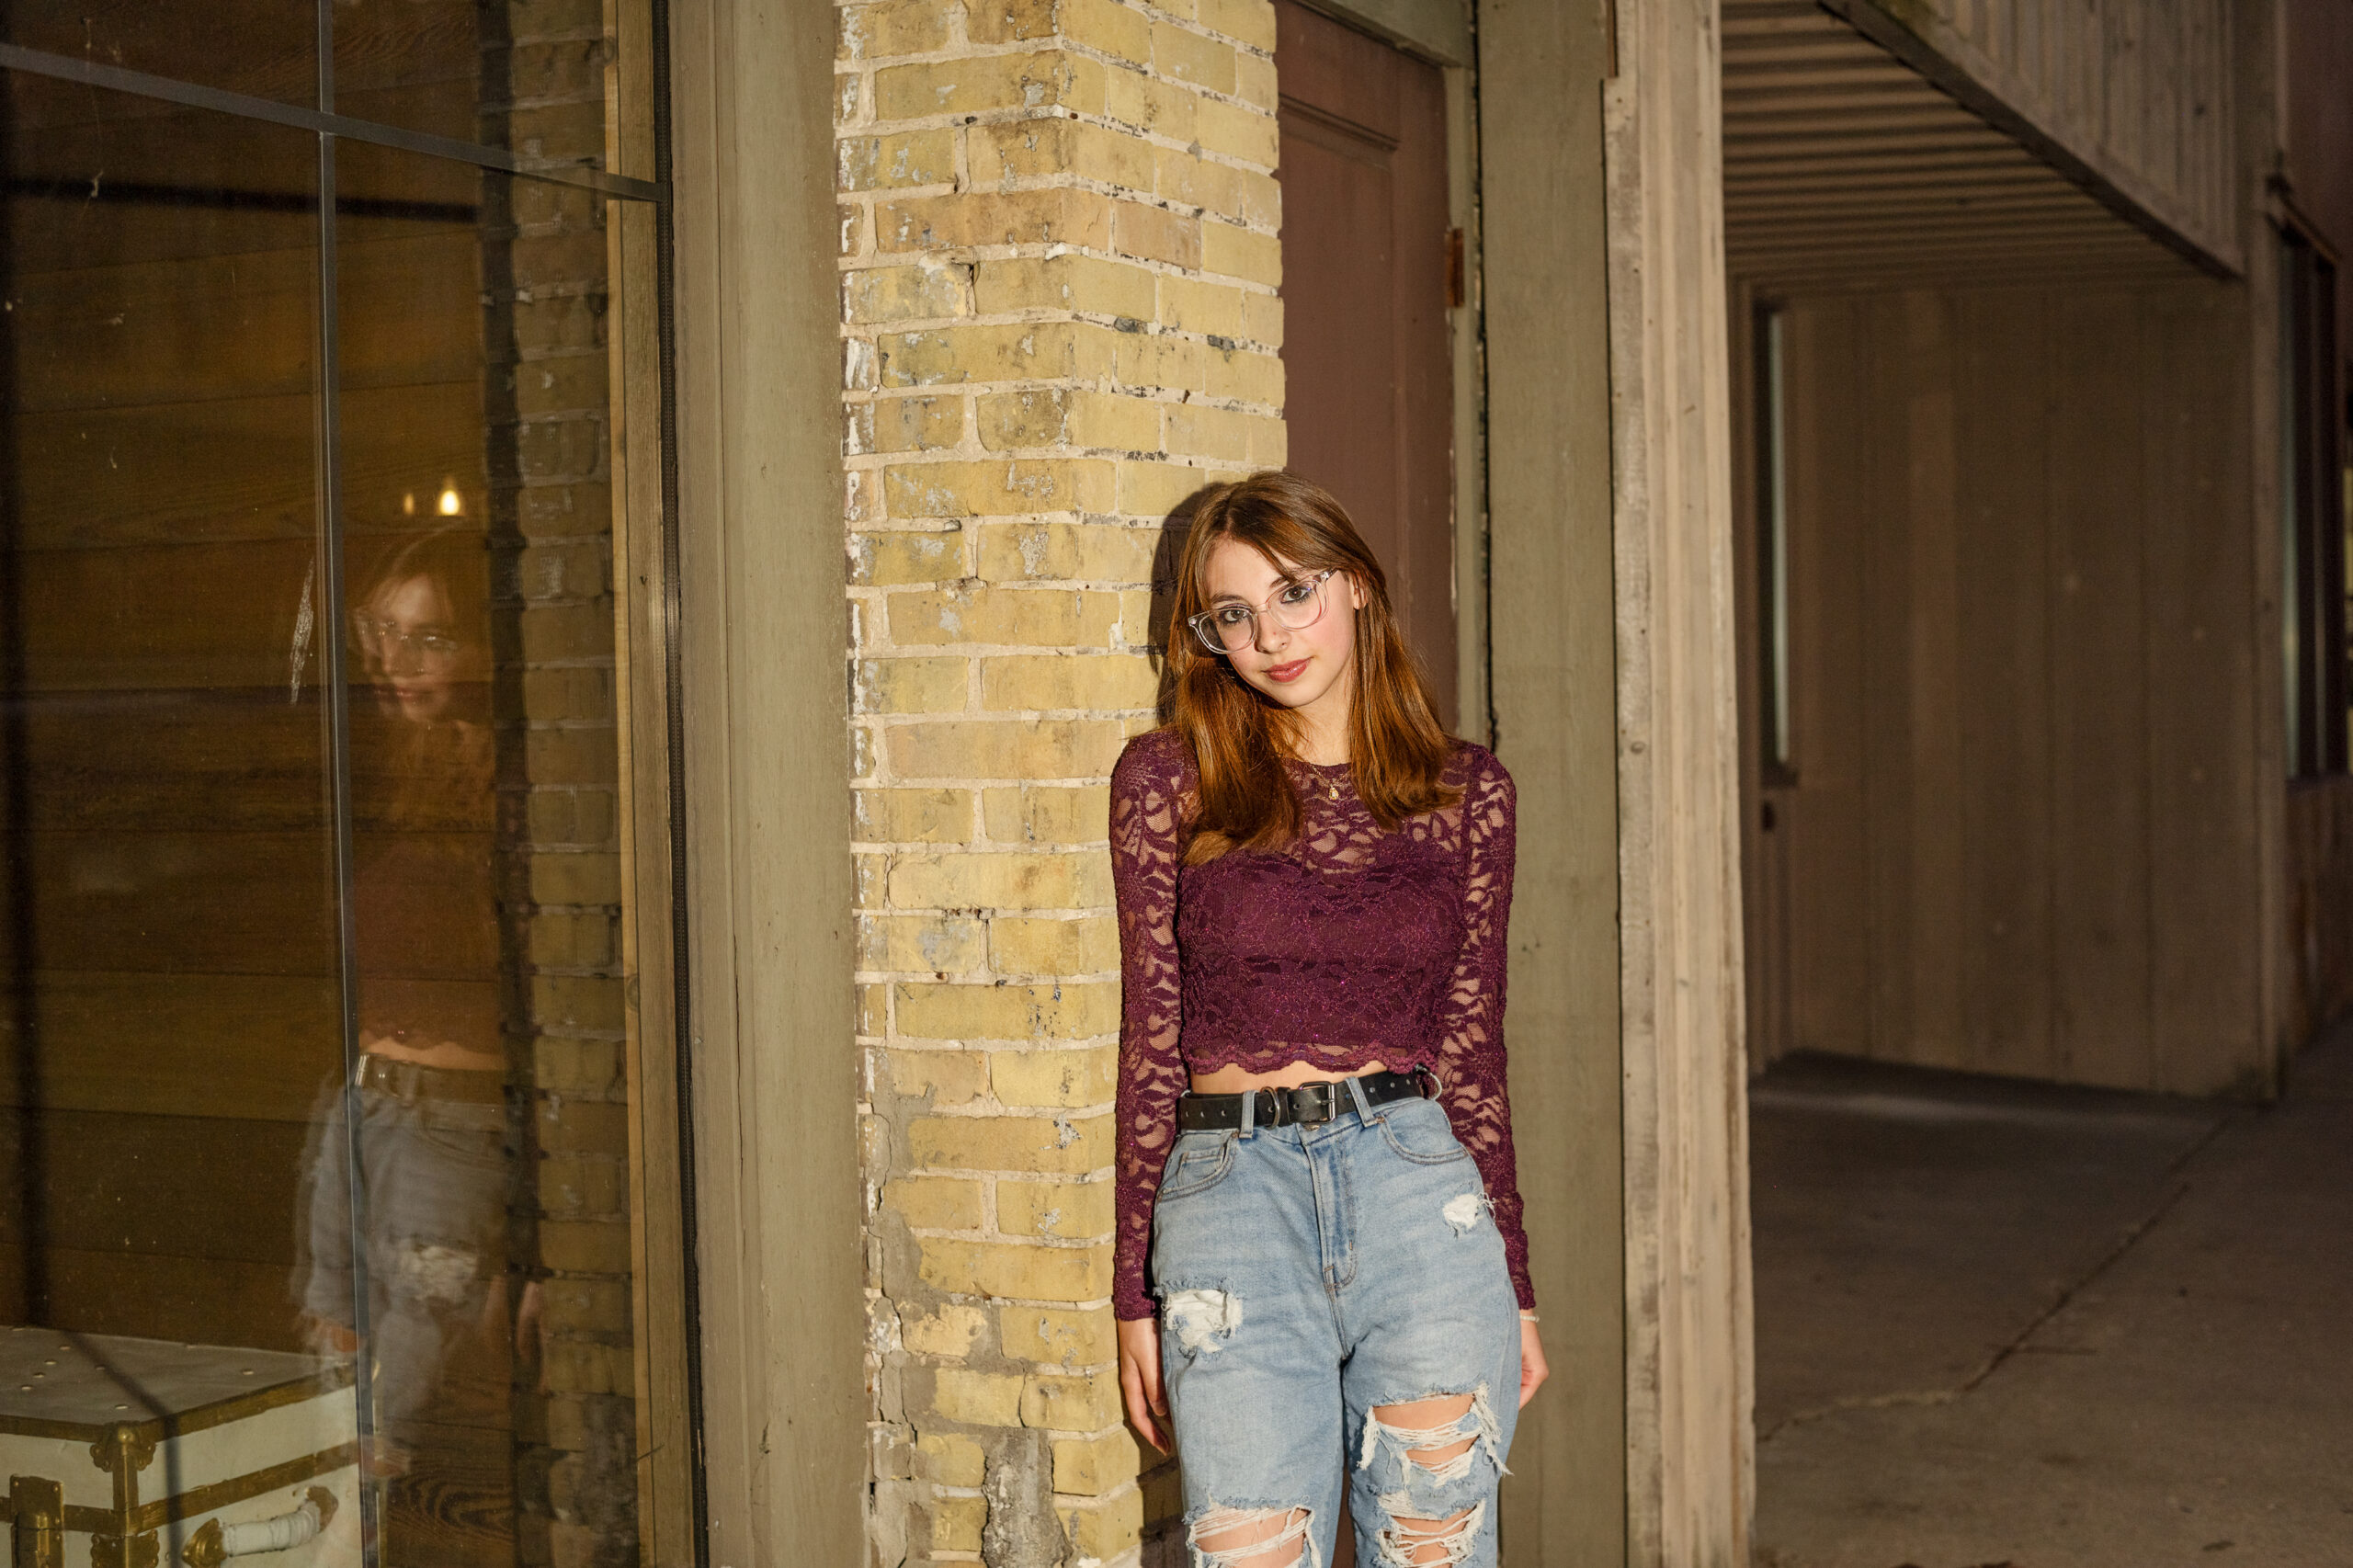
[834,0,1283,1560]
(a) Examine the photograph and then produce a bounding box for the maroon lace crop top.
[1109,725,1533,1319]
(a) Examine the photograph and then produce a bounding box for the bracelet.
[1518,1310,1539,1323]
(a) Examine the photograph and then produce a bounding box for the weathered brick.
[1198,99,1279,170]
[921,1236,1111,1300]
[896,981,1118,1040]
[846,263,969,324]
[931,1367,1026,1425]
[877,321,1120,386]
[869,394,967,453]
[884,1175,986,1229]
[909,1112,1110,1174]
[891,850,1114,909]
[1118,458,1224,518]
[854,787,974,843]
[904,1303,990,1357]
[961,0,1055,45]
[1204,343,1283,406]
[872,51,1108,119]
[879,187,1112,254]
[1151,21,1237,93]
[1114,330,1203,394]
[935,1497,988,1552]
[1111,200,1202,268]
[840,0,954,59]
[1061,0,1154,62]
[886,586,1122,648]
[990,914,1120,973]
[1233,43,1278,110]
[1005,1304,1117,1368]
[860,913,991,972]
[856,656,970,716]
[972,118,1154,191]
[992,1044,1118,1108]
[838,130,958,191]
[989,779,1120,844]
[1051,1429,1142,1494]
[884,1046,994,1104]
[1103,64,1199,140]
[1197,0,1277,50]
[917,1431,988,1486]
[1021,1369,1122,1430]
[1202,216,1281,285]
[1242,287,1284,348]
[850,529,968,585]
[982,653,1160,710]
[1165,400,1255,461]
[977,390,1160,453]
[1063,1489,1147,1560]
[973,254,1157,319]
[977,521,1161,582]
[1154,144,1243,219]
[885,458,1119,517]
[1158,276,1246,337]
[886,716,1131,778]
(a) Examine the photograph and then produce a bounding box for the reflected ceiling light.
[401,493,416,517]
[438,483,462,517]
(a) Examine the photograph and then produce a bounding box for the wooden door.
[1275,0,1459,727]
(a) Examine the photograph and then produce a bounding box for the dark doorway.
[1275,0,1458,726]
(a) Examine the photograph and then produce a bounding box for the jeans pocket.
[1155,1134,1235,1202]
[1376,1096,1473,1165]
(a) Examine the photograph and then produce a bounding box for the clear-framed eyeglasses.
[353,615,463,664]
[1186,568,1338,655]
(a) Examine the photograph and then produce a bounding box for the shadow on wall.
[1149,490,1218,722]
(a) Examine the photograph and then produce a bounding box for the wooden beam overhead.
[1721,0,2214,291]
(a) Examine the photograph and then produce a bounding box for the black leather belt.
[1176,1068,1432,1131]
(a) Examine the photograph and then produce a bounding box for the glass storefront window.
[0,10,676,1568]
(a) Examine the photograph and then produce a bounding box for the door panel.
[1276,0,1458,726]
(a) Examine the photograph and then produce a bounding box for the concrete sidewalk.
[1749,1025,2353,1568]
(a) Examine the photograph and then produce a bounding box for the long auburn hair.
[1167,471,1459,864]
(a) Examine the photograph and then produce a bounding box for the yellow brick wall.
[835,0,1283,1558]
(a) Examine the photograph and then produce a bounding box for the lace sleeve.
[1110,731,1191,1320]
[1432,747,1534,1310]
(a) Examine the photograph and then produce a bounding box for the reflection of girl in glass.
[296,526,531,1473]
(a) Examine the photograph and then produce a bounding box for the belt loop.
[1343,1073,1374,1123]
[1240,1084,1257,1137]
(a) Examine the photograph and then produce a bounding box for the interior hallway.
[1749,1022,2353,1567]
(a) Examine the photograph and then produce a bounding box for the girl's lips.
[1264,658,1309,682]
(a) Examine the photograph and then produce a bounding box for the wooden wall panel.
[2045,290,2154,1085]
[1950,289,2053,1075]
[1740,278,2266,1096]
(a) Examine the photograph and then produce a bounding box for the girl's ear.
[1346,572,1368,611]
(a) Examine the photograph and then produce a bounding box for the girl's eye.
[1279,580,1315,605]
[1213,607,1252,626]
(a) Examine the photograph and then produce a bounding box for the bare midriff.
[1189,1050,1391,1095]
[359,1028,504,1074]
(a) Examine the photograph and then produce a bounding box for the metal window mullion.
[0,40,662,203]
[313,0,379,1551]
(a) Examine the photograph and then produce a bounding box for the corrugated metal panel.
[1722,1,2211,290]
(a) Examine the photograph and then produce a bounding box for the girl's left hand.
[1518,1317,1549,1408]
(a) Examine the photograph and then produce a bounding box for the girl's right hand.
[1116,1314,1169,1453]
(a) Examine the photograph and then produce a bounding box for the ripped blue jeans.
[1152,1082,1521,1568]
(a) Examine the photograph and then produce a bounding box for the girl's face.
[1199,538,1366,719]
[359,575,469,722]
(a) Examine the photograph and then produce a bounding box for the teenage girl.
[1110,472,1543,1568]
